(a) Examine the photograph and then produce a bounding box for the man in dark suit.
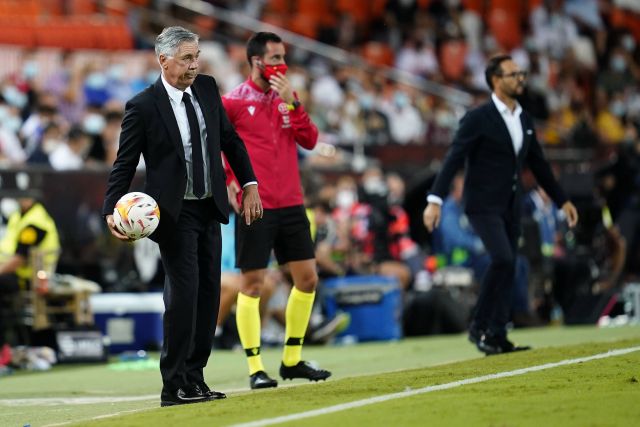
[103,26,262,406]
[423,54,578,355]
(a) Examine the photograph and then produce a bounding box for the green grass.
[1,325,638,427]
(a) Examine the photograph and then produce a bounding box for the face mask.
[2,115,22,133]
[83,113,106,134]
[23,61,38,79]
[261,63,288,81]
[108,64,126,82]
[610,100,626,117]
[360,94,374,110]
[363,177,388,196]
[0,198,19,218]
[85,72,108,89]
[610,55,626,72]
[622,35,636,52]
[2,86,27,109]
[336,190,356,209]
[394,92,409,108]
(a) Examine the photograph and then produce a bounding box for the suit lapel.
[153,78,186,164]
[519,112,531,160]
[487,101,516,158]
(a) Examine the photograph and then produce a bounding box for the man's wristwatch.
[286,100,301,111]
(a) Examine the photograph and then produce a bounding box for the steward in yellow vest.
[0,198,60,291]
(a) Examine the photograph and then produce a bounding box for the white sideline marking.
[230,346,640,427]
[0,394,158,406]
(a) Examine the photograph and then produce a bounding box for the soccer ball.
[113,192,160,240]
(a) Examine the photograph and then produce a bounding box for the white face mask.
[2,86,27,108]
[363,177,387,196]
[0,105,9,121]
[336,190,356,209]
[83,113,106,134]
[2,115,22,133]
[0,198,19,218]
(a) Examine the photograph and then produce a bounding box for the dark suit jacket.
[430,100,567,215]
[103,75,256,238]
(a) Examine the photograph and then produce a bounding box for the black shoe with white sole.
[280,361,331,382]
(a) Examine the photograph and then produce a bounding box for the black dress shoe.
[468,327,484,345]
[160,384,212,407]
[280,361,331,381]
[196,381,227,399]
[476,335,532,356]
[250,371,278,389]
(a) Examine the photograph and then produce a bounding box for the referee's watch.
[286,100,301,111]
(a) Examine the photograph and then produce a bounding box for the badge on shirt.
[247,106,255,116]
[19,227,37,245]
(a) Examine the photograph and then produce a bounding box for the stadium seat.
[462,0,484,15]
[439,39,468,81]
[264,0,290,15]
[69,0,98,15]
[362,41,395,66]
[336,0,371,24]
[288,13,319,39]
[487,7,522,51]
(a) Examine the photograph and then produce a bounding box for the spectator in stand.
[44,50,86,124]
[48,126,91,171]
[0,98,26,166]
[20,95,64,159]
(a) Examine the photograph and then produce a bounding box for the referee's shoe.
[280,361,331,381]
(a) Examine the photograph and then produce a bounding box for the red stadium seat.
[487,7,522,51]
[439,39,468,82]
[336,0,371,24]
[288,13,319,39]
[362,41,394,66]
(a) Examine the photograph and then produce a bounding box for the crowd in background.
[0,0,639,334]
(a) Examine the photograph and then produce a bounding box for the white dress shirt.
[427,93,524,206]
[161,75,212,199]
[491,92,523,154]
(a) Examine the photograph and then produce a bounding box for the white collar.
[491,93,522,116]
[161,74,193,104]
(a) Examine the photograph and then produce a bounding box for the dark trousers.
[158,199,221,391]
[467,212,519,337]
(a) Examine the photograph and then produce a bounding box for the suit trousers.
[467,210,519,337]
[158,198,221,391]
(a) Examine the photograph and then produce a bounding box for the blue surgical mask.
[85,72,108,89]
[2,86,27,109]
[610,100,626,117]
[0,105,9,121]
[108,65,126,82]
[622,35,636,52]
[23,61,39,79]
[2,115,22,133]
[394,92,409,108]
[360,94,374,110]
[83,113,106,134]
[610,55,626,72]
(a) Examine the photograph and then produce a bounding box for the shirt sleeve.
[289,94,318,150]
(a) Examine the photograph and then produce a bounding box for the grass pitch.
[1,325,638,427]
